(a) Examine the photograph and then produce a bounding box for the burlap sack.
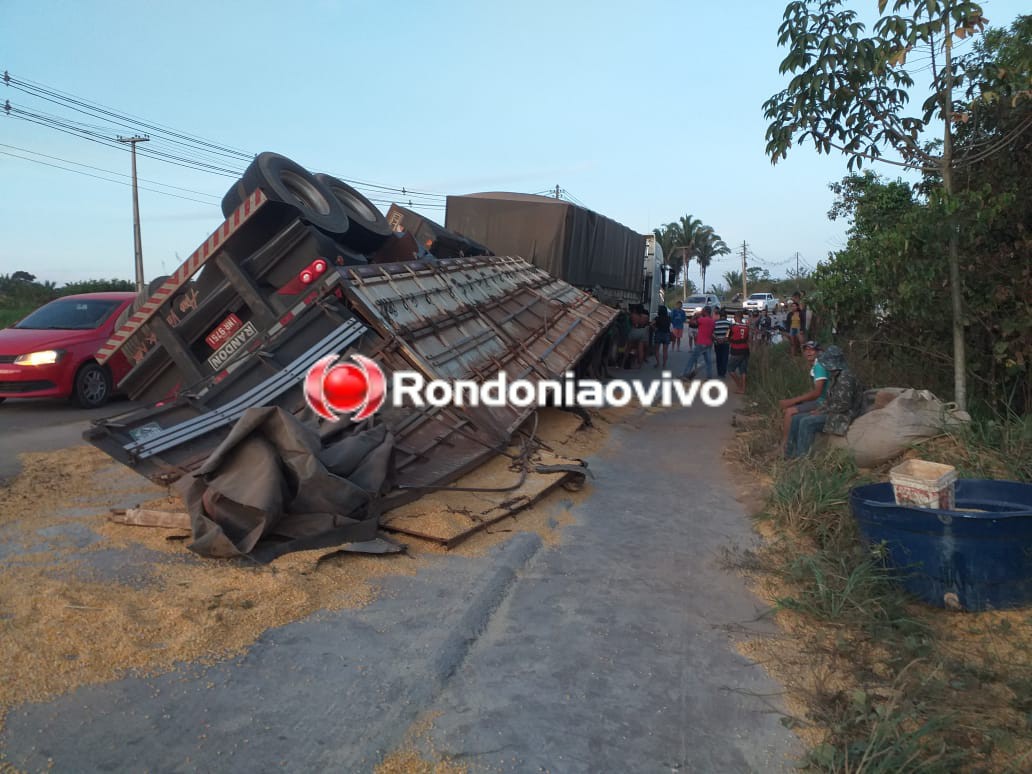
[824,388,969,466]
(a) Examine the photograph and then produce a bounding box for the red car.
[0,292,136,408]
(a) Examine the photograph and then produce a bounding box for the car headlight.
[14,350,64,366]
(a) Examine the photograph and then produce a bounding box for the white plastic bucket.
[889,459,957,510]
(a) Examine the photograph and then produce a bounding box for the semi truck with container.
[83,153,612,515]
[444,192,661,314]
[81,151,686,556]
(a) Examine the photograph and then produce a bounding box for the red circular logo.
[323,363,368,413]
[304,354,386,422]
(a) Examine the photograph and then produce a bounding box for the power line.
[747,249,798,269]
[4,71,577,222]
[0,146,448,215]
[0,142,221,198]
[3,71,452,202]
[5,106,245,176]
[0,149,221,205]
[561,188,587,208]
[4,74,253,161]
[5,103,455,206]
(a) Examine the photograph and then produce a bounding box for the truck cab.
[643,235,663,318]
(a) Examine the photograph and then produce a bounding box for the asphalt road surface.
[0,351,801,772]
[0,396,138,482]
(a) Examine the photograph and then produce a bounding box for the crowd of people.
[608,299,784,392]
[605,290,863,457]
[607,302,749,394]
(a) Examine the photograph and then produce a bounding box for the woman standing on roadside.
[626,305,650,369]
[653,305,672,369]
[670,301,687,351]
[786,301,804,356]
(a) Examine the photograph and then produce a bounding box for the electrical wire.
[4,71,454,202]
[560,188,587,208]
[1,70,583,219]
[0,142,222,198]
[4,74,253,161]
[0,149,221,205]
[6,103,454,207]
[5,107,245,177]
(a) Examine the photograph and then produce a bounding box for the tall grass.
[777,546,930,644]
[746,340,811,413]
[941,415,1032,482]
[733,342,1032,772]
[732,341,811,459]
[805,666,969,774]
[768,451,860,548]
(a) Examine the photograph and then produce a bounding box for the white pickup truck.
[743,292,778,313]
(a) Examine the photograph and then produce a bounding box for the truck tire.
[313,174,391,253]
[220,153,350,237]
[72,362,112,408]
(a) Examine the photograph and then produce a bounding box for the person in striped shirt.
[712,309,732,378]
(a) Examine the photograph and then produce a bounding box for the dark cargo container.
[445,193,645,305]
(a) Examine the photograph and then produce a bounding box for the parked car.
[683,293,722,317]
[743,292,778,313]
[0,292,136,407]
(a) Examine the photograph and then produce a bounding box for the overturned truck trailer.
[86,153,615,522]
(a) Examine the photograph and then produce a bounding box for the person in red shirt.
[680,306,716,380]
[728,310,751,394]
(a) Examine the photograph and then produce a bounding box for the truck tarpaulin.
[445,192,645,303]
[176,406,400,562]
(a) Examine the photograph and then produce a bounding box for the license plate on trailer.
[205,314,243,349]
[206,321,258,370]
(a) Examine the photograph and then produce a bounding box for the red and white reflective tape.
[97,189,269,364]
[196,274,341,400]
[266,282,336,339]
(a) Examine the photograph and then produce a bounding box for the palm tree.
[654,215,703,289]
[723,270,743,291]
[694,227,730,294]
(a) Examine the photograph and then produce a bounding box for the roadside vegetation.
[0,272,134,327]
[733,11,1032,752]
[731,343,1032,773]
[764,4,1032,413]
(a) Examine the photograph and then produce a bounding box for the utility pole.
[795,251,800,281]
[683,247,688,298]
[740,241,748,301]
[672,246,691,298]
[554,185,561,199]
[119,135,149,294]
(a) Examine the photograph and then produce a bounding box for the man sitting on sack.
[786,345,865,458]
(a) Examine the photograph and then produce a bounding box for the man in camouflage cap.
[819,346,865,435]
[786,345,865,457]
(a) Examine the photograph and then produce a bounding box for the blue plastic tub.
[850,479,1032,611]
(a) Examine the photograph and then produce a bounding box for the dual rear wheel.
[220,153,392,254]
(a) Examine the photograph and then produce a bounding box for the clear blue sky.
[1,0,1026,290]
